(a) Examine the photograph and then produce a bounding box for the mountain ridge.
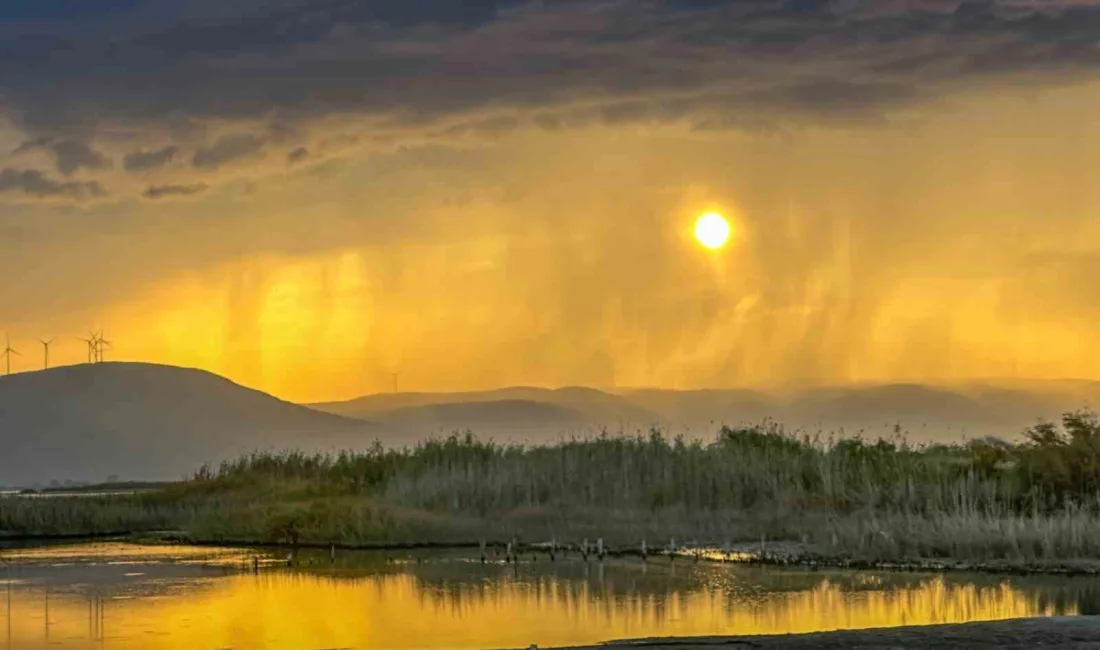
[0,362,386,486]
[314,380,1099,442]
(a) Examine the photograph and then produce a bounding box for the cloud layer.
[0,168,104,200]
[4,2,1100,132]
[2,0,1100,202]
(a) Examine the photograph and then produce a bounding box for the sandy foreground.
[544,616,1100,649]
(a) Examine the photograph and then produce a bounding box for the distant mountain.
[311,386,662,439]
[619,383,1077,441]
[378,399,589,438]
[780,383,1085,440]
[317,381,1095,444]
[794,383,985,424]
[0,363,387,486]
[613,388,777,429]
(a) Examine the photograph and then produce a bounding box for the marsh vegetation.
[7,411,1100,566]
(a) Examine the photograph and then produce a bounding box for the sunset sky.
[3,1,1100,402]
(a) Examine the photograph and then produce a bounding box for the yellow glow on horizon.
[694,212,731,250]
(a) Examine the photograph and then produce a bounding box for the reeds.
[6,413,1100,564]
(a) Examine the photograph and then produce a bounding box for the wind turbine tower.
[97,335,112,362]
[38,337,56,369]
[78,335,96,363]
[2,334,19,375]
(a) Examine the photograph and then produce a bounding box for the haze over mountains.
[315,381,1100,443]
[310,387,660,438]
[2,362,1098,486]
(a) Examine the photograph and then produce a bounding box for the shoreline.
[8,532,1100,577]
[550,617,1100,649]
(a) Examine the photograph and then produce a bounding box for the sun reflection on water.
[0,545,1087,650]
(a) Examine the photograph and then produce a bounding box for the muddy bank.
[552,617,1100,649]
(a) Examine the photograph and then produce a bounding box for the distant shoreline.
[7,533,1100,578]
[550,617,1100,649]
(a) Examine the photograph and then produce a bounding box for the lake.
[1,542,1098,649]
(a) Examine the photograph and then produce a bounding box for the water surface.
[1,542,1098,649]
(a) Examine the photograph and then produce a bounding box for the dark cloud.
[142,183,207,199]
[2,0,1100,139]
[123,145,179,172]
[12,138,110,175]
[286,146,309,164]
[52,140,109,175]
[0,168,104,200]
[11,136,51,154]
[192,134,265,170]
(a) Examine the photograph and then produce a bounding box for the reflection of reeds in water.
[243,568,1081,643]
[389,567,1082,642]
[0,557,1094,650]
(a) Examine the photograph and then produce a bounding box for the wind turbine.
[96,335,112,363]
[37,337,55,369]
[81,330,103,363]
[78,335,96,363]
[2,334,19,375]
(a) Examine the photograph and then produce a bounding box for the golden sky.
[2,1,1100,401]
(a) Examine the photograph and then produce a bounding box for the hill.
[0,363,386,486]
[618,384,1083,441]
[615,388,777,429]
[311,386,662,440]
[378,399,589,437]
[316,381,1099,444]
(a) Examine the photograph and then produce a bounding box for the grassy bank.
[6,412,1100,566]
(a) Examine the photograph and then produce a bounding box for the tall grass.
[6,412,1100,564]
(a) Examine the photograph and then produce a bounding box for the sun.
[694,212,731,250]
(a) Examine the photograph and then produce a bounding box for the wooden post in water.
[669,537,676,562]
[641,539,647,562]
[582,538,589,562]
[330,544,336,564]
[480,539,487,564]
[597,538,604,561]
[506,541,514,564]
